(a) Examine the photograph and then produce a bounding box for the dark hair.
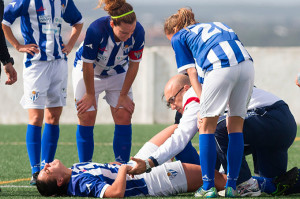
[98,0,136,26]
[164,7,197,35]
[36,178,68,197]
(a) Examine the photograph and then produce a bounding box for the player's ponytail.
[164,7,197,35]
[97,0,136,26]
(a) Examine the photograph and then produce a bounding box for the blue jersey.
[67,162,148,198]
[2,0,83,67]
[74,16,145,77]
[171,22,252,83]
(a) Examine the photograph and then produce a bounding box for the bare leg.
[182,163,226,192]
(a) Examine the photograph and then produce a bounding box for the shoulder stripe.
[183,97,200,112]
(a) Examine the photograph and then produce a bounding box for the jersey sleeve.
[171,33,196,74]
[62,0,83,26]
[76,173,110,198]
[2,0,28,26]
[128,22,145,62]
[151,101,200,165]
[81,24,102,63]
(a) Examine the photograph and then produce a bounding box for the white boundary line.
[0,185,35,188]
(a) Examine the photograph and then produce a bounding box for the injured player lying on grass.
[35,143,300,198]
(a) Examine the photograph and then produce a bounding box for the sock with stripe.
[26,124,42,174]
[113,124,132,163]
[199,133,216,190]
[226,132,244,190]
[76,125,94,162]
[41,123,59,169]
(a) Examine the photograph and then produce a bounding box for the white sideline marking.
[0,185,35,188]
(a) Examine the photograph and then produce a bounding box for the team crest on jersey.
[167,169,178,180]
[123,45,131,54]
[30,91,39,102]
[134,51,142,59]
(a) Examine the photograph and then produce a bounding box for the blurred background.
[1,0,300,124]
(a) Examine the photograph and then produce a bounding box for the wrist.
[144,159,152,173]
[2,57,14,66]
[148,156,159,167]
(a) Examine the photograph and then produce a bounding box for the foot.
[237,178,261,197]
[225,186,239,197]
[30,171,40,186]
[194,186,218,198]
[272,167,299,196]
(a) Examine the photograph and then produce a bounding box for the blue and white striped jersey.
[171,22,252,83]
[67,162,148,198]
[74,16,145,77]
[2,0,83,67]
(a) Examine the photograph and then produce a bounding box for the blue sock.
[41,123,59,169]
[76,125,94,162]
[226,132,244,189]
[113,124,132,163]
[26,124,42,174]
[253,176,276,194]
[199,134,216,190]
[175,141,200,165]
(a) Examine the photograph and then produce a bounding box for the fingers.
[76,100,88,114]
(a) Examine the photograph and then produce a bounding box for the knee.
[29,114,44,126]
[45,113,61,125]
[78,112,96,126]
[114,110,132,125]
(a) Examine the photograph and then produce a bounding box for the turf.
[0,124,299,198]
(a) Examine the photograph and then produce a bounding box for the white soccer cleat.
[237,178,261,197]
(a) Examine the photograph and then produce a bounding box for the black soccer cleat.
[30,171,40,186]
[271,167,299,196]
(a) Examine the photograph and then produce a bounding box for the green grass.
[0,124,299,198]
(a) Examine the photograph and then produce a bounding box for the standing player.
[0,0,17,85]
[73,0,144,164]
[2,0,83,185]
[163,8,254,197]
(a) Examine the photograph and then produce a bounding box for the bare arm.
[62,23,83,55]
[103,164,131,198]
[187,67,202,99]
[115,61,140,114]
[2,24,39,56]
[76,62,97,114]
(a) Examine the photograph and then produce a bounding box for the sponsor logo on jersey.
[97,54,108,61]
[85,44,93,49]
[39,15,52,23]
[9,2,16,8]
[167,169,178,180]
[30,91,39,102]
[37,6,46,12]
[54,17,63,24]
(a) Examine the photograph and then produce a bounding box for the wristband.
[148,156,159,167]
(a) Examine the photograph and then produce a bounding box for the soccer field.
[0,124,299,198]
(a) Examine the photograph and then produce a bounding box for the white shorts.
[72,61,133,111]
[20,59,68,109]
[135,161,188,196]
[199,60,254,118]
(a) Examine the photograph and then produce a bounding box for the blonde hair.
[164,8,197,35]
[97,0,136,26]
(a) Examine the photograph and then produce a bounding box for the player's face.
[165,86,184,113]
[111,21,136,42]
[38,159,67,183]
